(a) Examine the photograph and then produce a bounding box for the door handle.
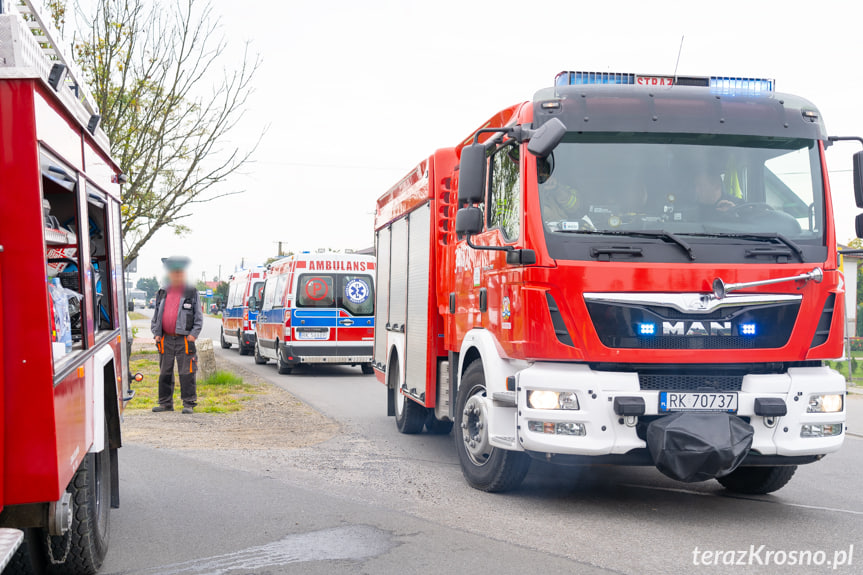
[339,319,354,326]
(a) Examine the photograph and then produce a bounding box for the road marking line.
[620,483,863,516]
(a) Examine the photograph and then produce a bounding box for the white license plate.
[659,392,738,413]
[295,328,328,341]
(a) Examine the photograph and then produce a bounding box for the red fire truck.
[254,252,376,374]
[220,267,266,355]
[374,71,863,494]
[0,0,130,571]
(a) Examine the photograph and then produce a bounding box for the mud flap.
[646,412,753,483]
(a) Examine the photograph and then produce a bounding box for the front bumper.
[513,363,845,460]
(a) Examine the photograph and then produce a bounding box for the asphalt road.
[109,312,863,574]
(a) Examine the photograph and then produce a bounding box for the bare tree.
[69,0,260,265]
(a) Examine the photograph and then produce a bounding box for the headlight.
[807,394,844,413]
[527,390,579,410]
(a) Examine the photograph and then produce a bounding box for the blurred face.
[695,172,722,205]
[168,268,186,287]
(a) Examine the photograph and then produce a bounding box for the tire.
[361,363,374,375]
[454,361,530,492]
[238,332,250,356]
[717,465,797,495]
[26,427,112,574]
[425,412,454,435]
[277,343,293,375]
[391,355,425,434]
[254,341,268,365]
[220,328,231,349]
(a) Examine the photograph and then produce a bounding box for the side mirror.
[527,117,566,157]
[856,213,863,238]
[455,206,483,236]
[457,144,486,205]
[854,151,863,208]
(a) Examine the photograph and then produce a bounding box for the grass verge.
[129,355,259,413]
[128,311,148,320]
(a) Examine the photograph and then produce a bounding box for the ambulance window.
[42,151,87,364]
[226,282,237,307]
[297,275,335,308]
[340,275,374,316]
[487,142,521,240]
[273,275,288,308]
[252,281,265,302]
[262,276,278,310]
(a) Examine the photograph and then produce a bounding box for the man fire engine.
[0,1,130,572]
[374,71,863,494]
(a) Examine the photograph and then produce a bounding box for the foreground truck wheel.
[716,465,797,495]
[454,362,530,492]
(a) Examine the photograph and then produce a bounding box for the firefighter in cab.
[150,255,203,414]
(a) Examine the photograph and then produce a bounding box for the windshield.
[538,134,825,262]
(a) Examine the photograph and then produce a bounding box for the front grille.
[635,336,757,350]
[638,373,744,392]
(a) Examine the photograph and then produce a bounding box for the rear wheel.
[454,361,530,492]
[220,328,231,349]
[238,331,250,356]
[391,355,425,434]
[254,341,268,365]
[277,344,293,375]
[717,465,797,495]
[361,363,374,375]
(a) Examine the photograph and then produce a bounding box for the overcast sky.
[132,0,863,283]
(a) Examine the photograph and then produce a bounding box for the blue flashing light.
[557,71,635,86]
[739,323,757,336]
[638,323,656,336]
[709,77,774,96]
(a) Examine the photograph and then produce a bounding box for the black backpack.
[155,286,198,332]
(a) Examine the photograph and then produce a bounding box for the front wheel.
[454,361,530,492]
[254,342,268,365]
[220,328,231,349]
[717,465,797,495]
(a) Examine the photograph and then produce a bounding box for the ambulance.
[220,267,266,355]
[253,252,376,374]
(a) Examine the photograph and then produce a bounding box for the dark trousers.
[157,334,198,408]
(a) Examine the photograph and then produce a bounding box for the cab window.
[487,142,520,240]
[262,276,278,310]
[273,274,289,308]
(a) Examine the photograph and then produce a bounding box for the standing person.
[150,256,203,414]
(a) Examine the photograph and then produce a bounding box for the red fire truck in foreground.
[374,71,863,493]
[0,0,130,572]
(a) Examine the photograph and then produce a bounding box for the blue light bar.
[638,323,656,336]
[709,77,774,96]
[739,323,757,336]
[556,71,635,86]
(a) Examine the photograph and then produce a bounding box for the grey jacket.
[150,285,203,338]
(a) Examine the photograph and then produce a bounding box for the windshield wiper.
[680,232,805,262]
[556,229,696,260]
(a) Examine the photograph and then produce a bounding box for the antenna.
[673,35,685,80]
